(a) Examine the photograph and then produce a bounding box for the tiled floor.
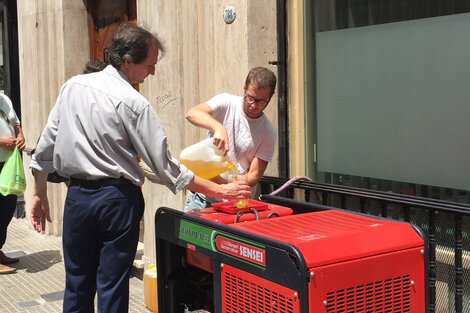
[0,217,150,312]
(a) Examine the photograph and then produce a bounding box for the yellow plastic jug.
[180,138,236,179]
[143,263,158,313]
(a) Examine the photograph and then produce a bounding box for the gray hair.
[108,22,165,68]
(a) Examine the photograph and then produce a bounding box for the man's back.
[39,66,149,183]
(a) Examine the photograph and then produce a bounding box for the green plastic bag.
[0,147,26,196]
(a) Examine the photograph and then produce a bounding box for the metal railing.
[259,176,470,313]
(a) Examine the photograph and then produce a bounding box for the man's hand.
[211,125,229,156]
[30,170,51,232]
[15,135,26,150]
[30,194,51,232]
[187,175,251,201]
[0,137,17,150]
[218,180,252,199]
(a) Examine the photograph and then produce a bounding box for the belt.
[69,177,131,188]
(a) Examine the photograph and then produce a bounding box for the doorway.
[86,0,137,63]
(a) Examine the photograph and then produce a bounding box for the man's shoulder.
[216,92,237,98]
[68,69,149,108]
[209,93,241,111]
[0,93,14,115]
[0,93,12,106]
[210,93,240,103]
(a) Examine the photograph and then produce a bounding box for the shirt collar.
[104,65,130,84]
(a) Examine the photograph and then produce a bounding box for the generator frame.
[155,196,428,313]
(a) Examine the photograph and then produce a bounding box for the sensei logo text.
[215,235,266,266]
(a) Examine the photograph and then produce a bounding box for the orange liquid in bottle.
[143,264,158,312]
[181,159,236,179]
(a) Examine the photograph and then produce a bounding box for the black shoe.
[0,250,19,264]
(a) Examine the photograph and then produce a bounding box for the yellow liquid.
[143,267,158,312]
[181,159,236,179]
[227,160,236,171]
[235,199,248,208]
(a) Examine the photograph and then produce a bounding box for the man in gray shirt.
[29,23,251,313]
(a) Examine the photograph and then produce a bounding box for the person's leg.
[62,186,99,313]
[0,193,18,272]
[0,194,18,250]
[95,183,144,313]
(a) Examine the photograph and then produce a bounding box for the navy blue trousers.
[62,183,144,313]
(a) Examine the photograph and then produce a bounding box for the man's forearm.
[32,169,49,196]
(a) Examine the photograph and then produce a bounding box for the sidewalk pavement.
[0,216,150,313]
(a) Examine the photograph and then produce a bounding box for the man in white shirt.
[30,23,250,313]
[184,67,277,211]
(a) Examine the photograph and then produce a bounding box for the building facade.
[15,0,281,265]
[9,0,470,288]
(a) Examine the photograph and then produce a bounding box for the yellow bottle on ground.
[143,263,158,313]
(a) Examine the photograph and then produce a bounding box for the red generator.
[155,196,427,313]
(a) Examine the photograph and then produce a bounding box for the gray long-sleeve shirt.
[31,65,193,193]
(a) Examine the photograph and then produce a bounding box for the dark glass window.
[316,0,470,32]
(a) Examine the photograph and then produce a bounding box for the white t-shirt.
[207,93,277,174]
[0,93,20,162]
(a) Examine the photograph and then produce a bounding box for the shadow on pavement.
[14,249,63,273]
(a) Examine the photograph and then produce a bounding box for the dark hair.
[244,67,277,96]
[108,23,165,68]
[83,60,107,74]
